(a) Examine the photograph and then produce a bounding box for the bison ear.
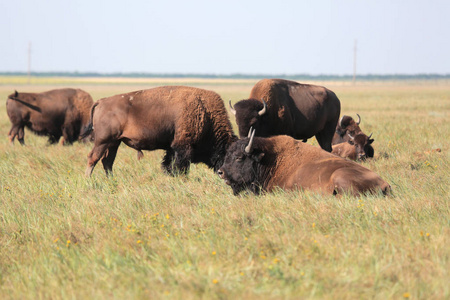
[369,138,374,144]
[14,90,18,97]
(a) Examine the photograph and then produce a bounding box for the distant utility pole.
[353,39,357,84]
[28,42,32,84]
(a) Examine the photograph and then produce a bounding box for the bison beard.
[218,133,390,196]
[83,86,237,177]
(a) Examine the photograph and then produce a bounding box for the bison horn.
[245,128,256,154]
[368,132,373,139]
[258,99,267,116]
[356,113,361,125]
[247,126,253,138]
[229,100,236,115]
[338,116,344,128]
[347,132,354,140]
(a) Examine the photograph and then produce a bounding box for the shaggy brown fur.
[83,86,237,176]
[6,88,93,145]
[218,135,390,196]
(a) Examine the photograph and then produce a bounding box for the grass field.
[0,77,449,299]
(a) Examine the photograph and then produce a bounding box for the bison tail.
[80,102,98,139]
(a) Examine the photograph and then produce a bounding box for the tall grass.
[0,79,449,299]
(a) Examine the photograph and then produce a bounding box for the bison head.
[217,128,265,195]
[337,114,362,136]
[229,99,270,138]
[348,133,374,160]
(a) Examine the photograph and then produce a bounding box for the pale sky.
[1,0,449,75]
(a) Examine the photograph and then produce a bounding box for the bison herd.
[6,79,390,196]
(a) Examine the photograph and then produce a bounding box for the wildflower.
[212,279,218,284]
[212,251,216,255]
[426,233,430,237]
[53,238,59,243]
[66,240,71,247]
[420,231,424,237]
[403,292,410,298]
[273,258,280,264]
[165,214,170,219]
[137,240,142,244]
[240,272,244,276]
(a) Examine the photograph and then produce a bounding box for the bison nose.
[217,169,224,178]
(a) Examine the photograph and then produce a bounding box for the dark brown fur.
[6,88,93,145]
[83,86,237,176]
[230,79,341,152]
[332,115,363,144]
[218,135,390,196]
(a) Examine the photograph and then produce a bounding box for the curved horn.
[356,114,361,125]
[247,126,253,138]
[258,99,267,116]
[245,128,256,154]
[229,100,236,115]
[347,132,354,140]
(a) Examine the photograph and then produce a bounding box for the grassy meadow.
[0,77,449,299]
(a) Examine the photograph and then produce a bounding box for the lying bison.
[217,130,390,196]
[6,88,93,145]
[332,114,374,158]
[229,79,341,152]
[332,133,374,161]
[82,86,237,177]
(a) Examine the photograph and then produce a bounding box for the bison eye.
[235,155,244,161]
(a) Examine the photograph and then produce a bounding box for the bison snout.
[217,169,225,179]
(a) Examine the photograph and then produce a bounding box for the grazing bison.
[6,88,93,145]
[332,133,374,161]
[82,86,237,177]
[217,130,390,196]
[229,79,341,152]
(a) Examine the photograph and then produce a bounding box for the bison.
[229,79,341,152]
[82,86,237,177]
[332,133,374,161]
[332,114,374,158]
[332,114,363,144]
[217,130,390,196]
[6,88,93,145]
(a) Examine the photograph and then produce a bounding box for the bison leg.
[85,143,110,177]
[161,148,175,174]
[170,146,192,176]
[8,125,25,145]
[101,142,121,176]
[315,122,336,152]
[8,126,18,144]
[47,135,60,145]
[62,124,76,145]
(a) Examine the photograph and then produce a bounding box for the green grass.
[0,79,449,299]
